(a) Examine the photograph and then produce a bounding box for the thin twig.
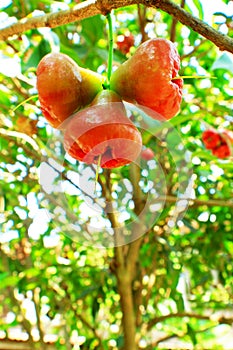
[0,0,233,53]
[170,0,186,42]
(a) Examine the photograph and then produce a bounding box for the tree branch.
[145,324,218,349]
[150,0,233,53]
[0,0,100,41]
[0,0,137,41]
[1,128,232,211]
[126,163,147,277]
[147,311,233,330]
[152,195,233,208]
[170,0,185,42]
[0,246,36,349]
[0,0,233,54]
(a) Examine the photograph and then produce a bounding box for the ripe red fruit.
[63,90,142,168]
[202,129,221,150]
[36,53,104,128]
[141,148,155,161]
[110,38,183,120]
[202,128,232,158]
[116,33,134,55]
[212,144,231,159]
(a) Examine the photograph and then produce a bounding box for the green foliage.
[0,1,233,349]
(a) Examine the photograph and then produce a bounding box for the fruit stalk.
[106,11,114,88]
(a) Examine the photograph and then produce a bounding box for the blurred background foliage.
[0,0,233,349]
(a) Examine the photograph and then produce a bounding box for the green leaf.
[60,44,87,66]
[23,38,51,70]
[0,275,20,289]
[192,0,204,20]
[0,90,11,106]
[81,15,104,44]
[187,324,198,345]
[0,272,9,281]
[91,297,100,320]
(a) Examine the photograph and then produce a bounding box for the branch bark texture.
[0,0,233,53]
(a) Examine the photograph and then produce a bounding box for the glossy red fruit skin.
[36,53,104,128]
[110,38,183,120]
[141,148,155,161]
[63,90,142,168]
[202,130,221,150]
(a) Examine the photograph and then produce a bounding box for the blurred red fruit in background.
[202,129,221,150]
[116,33,134,55]
[141,148,155,161]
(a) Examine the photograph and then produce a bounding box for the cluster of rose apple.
[116,32,135,55]
[36,38,183,168]
[202,129,233,159]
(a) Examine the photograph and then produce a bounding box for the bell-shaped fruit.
[63,90,142,168]
[202,129,221,150]
[202,128,233,159]
[212,144,231,159]
[110,38,183,120]
[141,147,155,161]
[36,53,105,128]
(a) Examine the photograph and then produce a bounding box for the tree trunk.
[117,273,138,350]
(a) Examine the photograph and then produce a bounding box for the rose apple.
[212,144,231,159]
[202,129,221,150]
[110,38,183,120]
[141,147,155,161]
[202,128,232,158]
[63,90,142,168]
[36,53,105,128]
[116,33,134,55]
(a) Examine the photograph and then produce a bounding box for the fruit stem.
[106,11,114,89]
[172,75,216,80]
[94,154,102,193]
[12,94,39,112]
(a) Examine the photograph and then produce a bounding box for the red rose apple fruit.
[63,90,142,168]
[110,38,183,120]
[212,144,231,159]
[141,147,155,161]
[36,53,105,128]
[202,129,221,150]
[116,33,134,55]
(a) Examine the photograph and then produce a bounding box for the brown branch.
[0,0,100,40]
[0,0,137,41]
[97,169,125,265]
[65,291,104,349]
[137,4,148,43]
[126,163,147,277]
[98,171,137,350]
[150,0,233,52]
[32,289,47,350]
[180,39,208,59]
[147,311,233,330]
[152,195,233,208]
[170,0,186,42]
[0,246,36,349]
[145,325,218,349]
[0,0,233,54]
